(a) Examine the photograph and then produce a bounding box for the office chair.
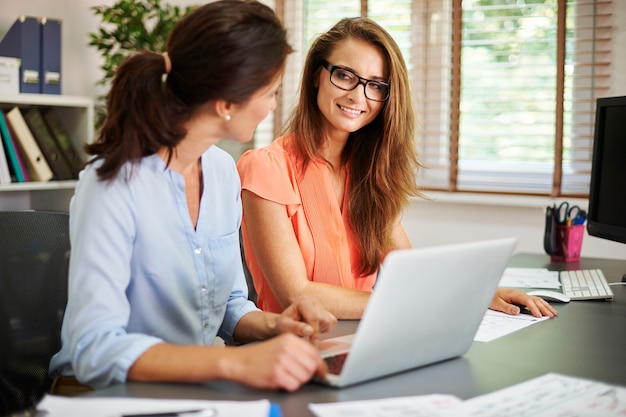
[242,258,258,305]
[239,228,258,304]
[0,210,70,415]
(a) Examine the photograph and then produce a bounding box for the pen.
[572,211,587,225]
[121,409,216,417]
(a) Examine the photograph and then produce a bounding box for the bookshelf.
[0,93,94,211]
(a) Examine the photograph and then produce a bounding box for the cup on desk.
[544,202,586,263]
[551,224,584,262]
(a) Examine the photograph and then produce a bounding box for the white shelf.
[0,180,76,192]
[0,93,93,108]
[0,94,94,210]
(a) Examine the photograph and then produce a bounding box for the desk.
[85,253,626,417]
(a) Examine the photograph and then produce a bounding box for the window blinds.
[417,0,613,196]
[275,0,612,197]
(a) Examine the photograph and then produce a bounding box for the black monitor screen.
[587,96,626,244]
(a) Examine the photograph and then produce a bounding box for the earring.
[225,114,231,122]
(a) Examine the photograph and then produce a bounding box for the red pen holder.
[550,224,584,262]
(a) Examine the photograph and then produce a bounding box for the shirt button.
[204,323,209,329]
[201,285,207,292]
[194,247,202,254]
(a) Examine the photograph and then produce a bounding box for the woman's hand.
[225,333,328,392]
[275,296,337,345]
[490,288,558,318]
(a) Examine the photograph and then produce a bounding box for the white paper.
[452,373,626,417]
[309,394,465,417]
[309,374,626,417]
[36,395,270,417]
[473,309,550,342]
[498,267,561,289]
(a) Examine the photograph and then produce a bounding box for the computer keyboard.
[559,269,614,300]
[324,352,348,376]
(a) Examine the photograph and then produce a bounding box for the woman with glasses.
[49,0,335,394]
[237,17,557,320]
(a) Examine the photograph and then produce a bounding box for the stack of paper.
[498,267,560,289]
[310,373,626,417]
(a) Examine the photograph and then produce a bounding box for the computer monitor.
[586,96,626,263]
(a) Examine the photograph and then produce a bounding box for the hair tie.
[162,52,172,74]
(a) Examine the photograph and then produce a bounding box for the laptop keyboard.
[324,352,349,375]
[560,269,614,300]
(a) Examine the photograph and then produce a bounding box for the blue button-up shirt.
[49,147,257,388]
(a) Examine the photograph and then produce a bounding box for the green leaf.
[88,0,195,129]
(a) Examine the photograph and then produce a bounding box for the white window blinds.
[276,0,613,197]
[417,0,613,196]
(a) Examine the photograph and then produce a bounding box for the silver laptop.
[317,237,517,388]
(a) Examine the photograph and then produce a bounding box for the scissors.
[555,202,586,225]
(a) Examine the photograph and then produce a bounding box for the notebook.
[316,237,517,388]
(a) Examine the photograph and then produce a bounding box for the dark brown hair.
[87,0,292,181]
[283,17,422,276]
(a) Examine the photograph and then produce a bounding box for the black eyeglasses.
[321,60,390,102]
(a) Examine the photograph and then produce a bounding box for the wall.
[0,0,200,99]
[1,0,625,260]
[405,193,626,261]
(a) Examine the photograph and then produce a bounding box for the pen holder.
[550,224,584,262]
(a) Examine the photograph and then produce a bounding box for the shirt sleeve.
[58,163,163,388]
[237,146,301,217]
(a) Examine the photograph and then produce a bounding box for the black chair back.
[0,210,70,415]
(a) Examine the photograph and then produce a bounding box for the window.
[274,0,612,197]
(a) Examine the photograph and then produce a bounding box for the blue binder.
[40,17,62,95]
[0,16,41,94]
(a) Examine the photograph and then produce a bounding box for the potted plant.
[88,0,196,128]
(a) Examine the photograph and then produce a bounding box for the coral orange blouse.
[237,135,376,313]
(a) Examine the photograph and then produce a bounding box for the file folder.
[23,108,73,180]
[5,107,53,181]
[43,108,83,177]
[0,16,41,94]
[0,130,12,183]
[40,17,62,94]
[0,109,29,182]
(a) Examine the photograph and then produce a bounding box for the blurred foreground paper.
[36,395,270,417]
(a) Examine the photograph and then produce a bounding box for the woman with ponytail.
[49,0,335,393]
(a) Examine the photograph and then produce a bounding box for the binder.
[0,130,12,184]
[0,16,41,94]
[43,108,83,177]
[23,108,73,180]
[0,109,28,182]
[5,107,53,182]
[40,17,62,94]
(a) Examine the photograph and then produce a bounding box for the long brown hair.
[283,17,422,276]
[88,0,293,181]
